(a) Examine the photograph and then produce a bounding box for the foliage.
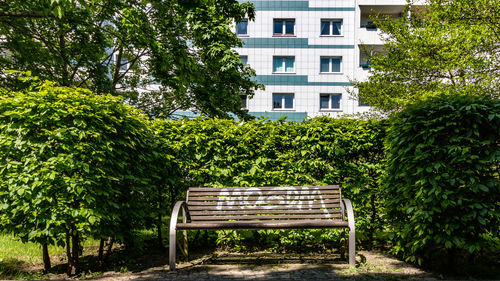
[353,0,500,112]
[0,81,156,274]
[384,93,500,267]
[0,0,262,119]
[152,117,388,250]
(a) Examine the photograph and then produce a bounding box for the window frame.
[273,19,295,37]
[273,56,295,74]
[319,93,342,111]
[236,19,249,36]
[320,19,343,36]
[319,56,343,74]
[272,93,295,110]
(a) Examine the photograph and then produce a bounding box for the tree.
[0,0,263,119]
[0,79,156,275]
[352,0,500,112]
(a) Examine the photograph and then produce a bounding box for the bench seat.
[177,220,349,230]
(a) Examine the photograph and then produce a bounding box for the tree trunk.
[104,237,114,262]
[158,185,163,247]
[65,229,76,276]
[71,232,80,275]
[42,242,51,272]
[368,192,376,250]
[98,238,105,263]
[157,213,163,247]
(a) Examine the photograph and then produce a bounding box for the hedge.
[0,82,157,274]
[153,117,388,250]
[384,94,500,268]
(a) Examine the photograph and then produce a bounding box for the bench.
[169,185,355,270]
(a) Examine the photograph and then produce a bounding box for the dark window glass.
[274,21,283,34]
[331,58,341,72]
[237,20,248,35]
[321,21,330,35]
[331,95,341,108]
[240,56,248,65]
[285,21,294,34]
[240,95,247,108]
[359,99,370,106]
[320,94,329,109]
[273,94,282,109]
[320,58,330,72]
[332,21,342,35]
[284,94,293,108]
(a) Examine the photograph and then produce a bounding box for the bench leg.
[169,226,176,270]
[183,230,188,260]
[348,228,355,266]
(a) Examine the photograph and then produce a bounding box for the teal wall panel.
[249,111,307,121]
[240,38,354,49]
[253,75,351,86]
[239,1,355,11]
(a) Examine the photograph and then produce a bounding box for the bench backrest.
[186,185,342,223]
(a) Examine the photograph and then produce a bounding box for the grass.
[0,232,100,280]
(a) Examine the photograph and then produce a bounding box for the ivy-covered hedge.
[153,117,388,249]
[384,94,500,268]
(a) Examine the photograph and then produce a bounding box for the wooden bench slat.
[176,220,349,230]
[190,209,341,216]
[188,194,340,201]
[187,203,340,211]
[188,190,340,196]
[190,214,342,221]
[188,186,339,192]
[187,199,341,206]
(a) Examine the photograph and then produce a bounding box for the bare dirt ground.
[88,250,440,281]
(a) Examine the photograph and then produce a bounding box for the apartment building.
[234,0,417,121]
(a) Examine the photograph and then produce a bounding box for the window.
[320,57,342,73]
[240,95,248,109]
[320,94,342,110]
[236,20,248,35]
[273,19,295,36]
[240,55,248,65]
[273,93,294,109]
[358,99,370,107]
[321,19,342,36]
[273,56,295,73]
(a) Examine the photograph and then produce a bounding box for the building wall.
[235,0,414,120]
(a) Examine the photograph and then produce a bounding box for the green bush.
[384,94,500,267]
[0,82,156,274]
[153,117,387,250]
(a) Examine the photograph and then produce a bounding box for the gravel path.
[92,251,438,280]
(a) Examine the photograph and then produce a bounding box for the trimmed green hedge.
[153,117,388,249]
[384,94,500,267]
[0,82,156,273]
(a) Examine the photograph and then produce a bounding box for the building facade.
[234,0,413,121]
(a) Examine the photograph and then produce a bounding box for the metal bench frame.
[169,185,355,270]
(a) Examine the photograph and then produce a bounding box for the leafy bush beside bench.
[0,82,157,274]
[384,94,500,268]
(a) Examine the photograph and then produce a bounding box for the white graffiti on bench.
[215,186,332,214]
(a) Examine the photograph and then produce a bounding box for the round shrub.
[0,82,156,274]
[384,94,500,267]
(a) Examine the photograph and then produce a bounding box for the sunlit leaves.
[384,94,500,266]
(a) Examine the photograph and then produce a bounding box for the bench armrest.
[342,199,355,232]
[169,201,190,231]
